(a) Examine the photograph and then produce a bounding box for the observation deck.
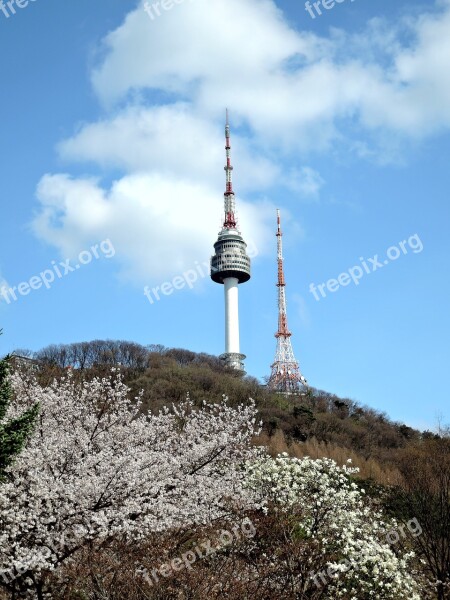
[210,228,251,285]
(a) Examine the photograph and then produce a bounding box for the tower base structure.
[268,362,308,395]
[268,334,308,394]
[220,352,246,373]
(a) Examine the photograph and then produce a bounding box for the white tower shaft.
[224,277,240,354]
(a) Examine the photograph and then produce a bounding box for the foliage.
[385,439,450,599]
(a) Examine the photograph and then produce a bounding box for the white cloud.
[31,0,450,283]
[0,275,9,289]
[91,0,450,144]
[291,293,311,329]
[0,273,11,304]
[285,167,325,199]
[92,0,312,107]
[33,173,273,285]
[58,104,279,192]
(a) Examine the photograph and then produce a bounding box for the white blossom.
[0,370,261,590]
[246,454,421,599]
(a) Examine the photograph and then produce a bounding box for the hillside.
[7,340,450,599]
[16,339,438,486]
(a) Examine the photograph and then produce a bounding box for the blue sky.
[0,0,449,430]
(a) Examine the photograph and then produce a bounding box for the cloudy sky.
[0,0,449,428]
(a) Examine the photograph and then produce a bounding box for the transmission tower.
[267,210,308,394]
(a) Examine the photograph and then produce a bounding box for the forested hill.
[14,339,440,486]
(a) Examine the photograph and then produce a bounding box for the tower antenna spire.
[223,109,236,229]
[268,210,308,394]
[211,111,251,373]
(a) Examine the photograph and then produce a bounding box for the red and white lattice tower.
[267,210,308,394]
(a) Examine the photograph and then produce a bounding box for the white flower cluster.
[246,453,421,599]
[0,370,261,589]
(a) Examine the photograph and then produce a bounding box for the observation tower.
[211,111,251,373]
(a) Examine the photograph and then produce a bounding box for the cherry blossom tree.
[0,369,260,599]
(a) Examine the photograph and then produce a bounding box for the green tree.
[0,354,39,480]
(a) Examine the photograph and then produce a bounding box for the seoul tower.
[268,210,308,394]
[211,111,251,373]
